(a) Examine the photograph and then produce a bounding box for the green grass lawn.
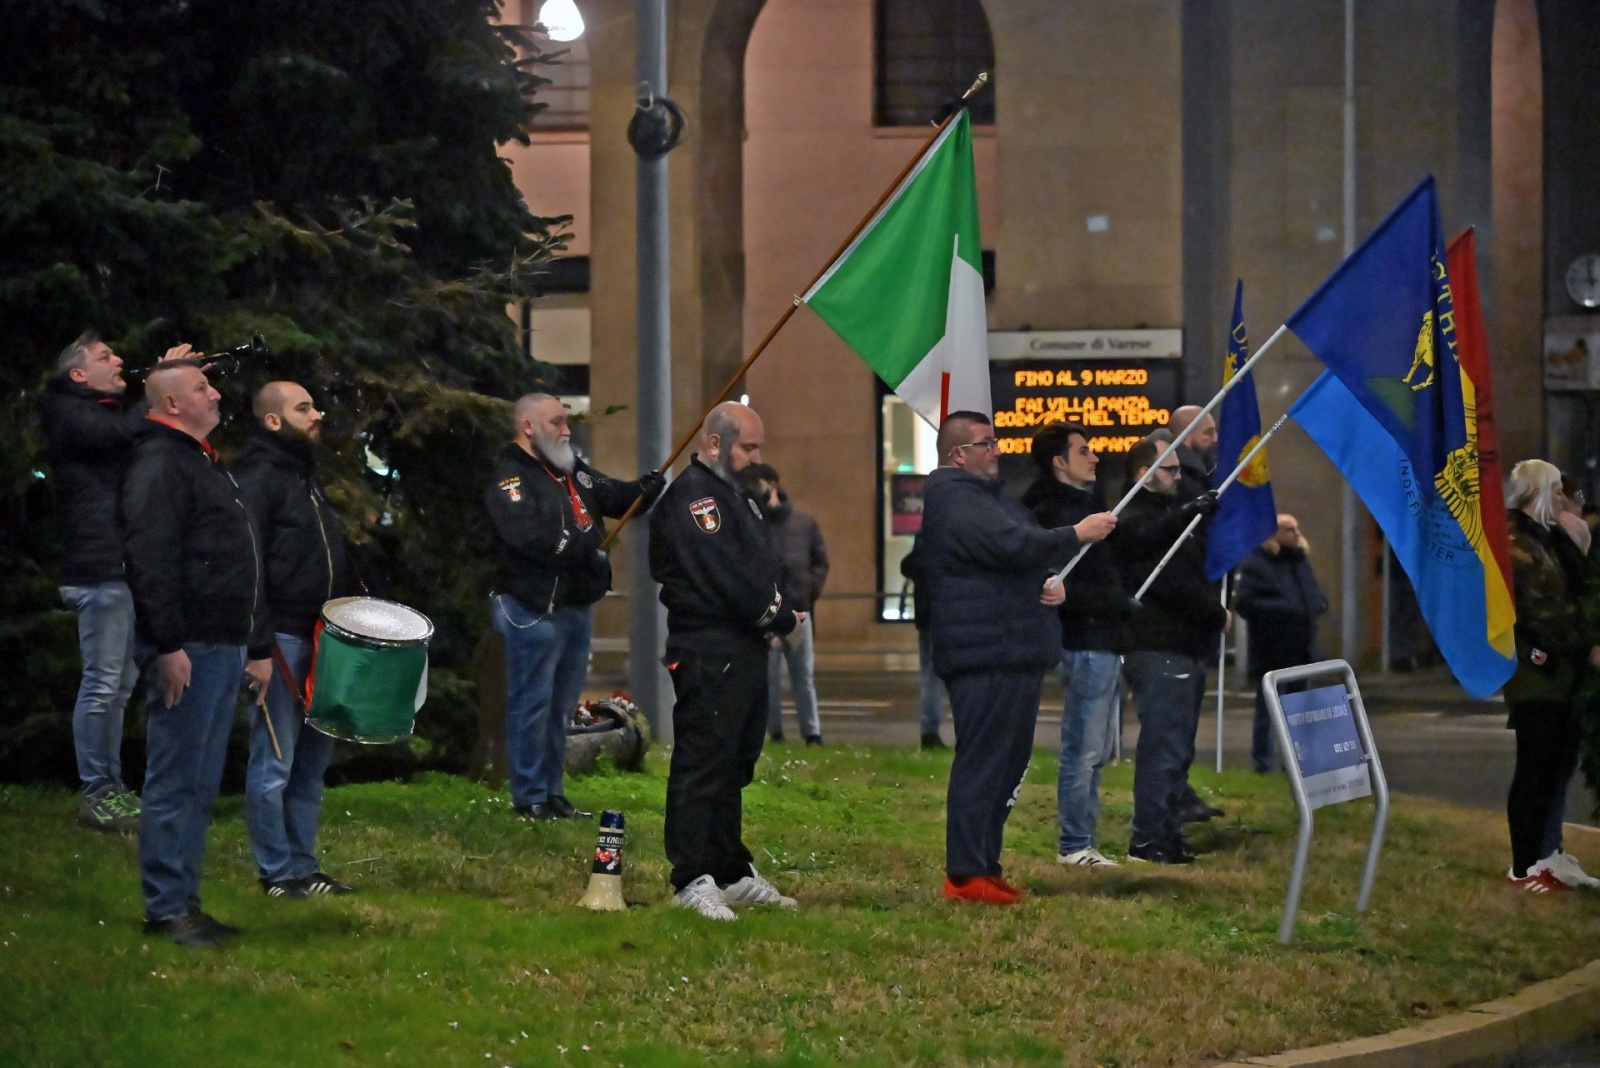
[2,743,1595,1067]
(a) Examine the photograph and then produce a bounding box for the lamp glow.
[537,0,585,42]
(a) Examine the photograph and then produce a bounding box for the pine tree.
[0,0,574,776]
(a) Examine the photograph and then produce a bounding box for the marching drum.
[305,596,433,744]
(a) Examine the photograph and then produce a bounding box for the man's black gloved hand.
[1180,490,1221,519]
[638,469,667,504]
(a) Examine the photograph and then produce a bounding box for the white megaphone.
[576,809,627,911]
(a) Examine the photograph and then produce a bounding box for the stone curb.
[1213,823,1600,1068]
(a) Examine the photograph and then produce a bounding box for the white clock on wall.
[1567,254,1600,308]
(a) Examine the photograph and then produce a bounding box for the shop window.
[877,390,941,622]
[874,0,996,128]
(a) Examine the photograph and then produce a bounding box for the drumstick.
[263,642,307,762]
[257,704,283,762]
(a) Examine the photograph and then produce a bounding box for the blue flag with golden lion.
[1287,177,1515,698]
[1204,280,1278,581]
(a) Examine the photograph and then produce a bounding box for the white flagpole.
[1215,578,1228,773]
[1130,412,1290,602]
[1055,324,1290,583]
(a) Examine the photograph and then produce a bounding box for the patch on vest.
[499,476,523,503]
[576,470,594,489]
[690,497,721,533]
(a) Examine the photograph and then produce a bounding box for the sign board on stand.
[1263,660,1390,945]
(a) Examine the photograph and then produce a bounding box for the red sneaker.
[991,876,1027,900]
[943,875,1022,906]
[1508,869,1572,895]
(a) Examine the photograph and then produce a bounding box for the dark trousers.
[1506,704,1580,877]
[1124,650,1207,846]
[664,647,768,891]
[1251,671,1309,773]
[944,669,1043,880]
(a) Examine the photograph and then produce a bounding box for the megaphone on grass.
[576,809,627,911]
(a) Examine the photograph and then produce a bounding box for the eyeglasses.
[952,438,998,454]
[1156,464,1181,474]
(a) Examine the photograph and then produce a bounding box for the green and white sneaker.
[111,790,141,821]
[77,791,138,833]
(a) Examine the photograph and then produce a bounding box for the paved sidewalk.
[759,652,1600,827]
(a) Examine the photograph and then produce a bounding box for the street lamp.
[537,0,585,41]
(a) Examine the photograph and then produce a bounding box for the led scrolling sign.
[987,330,1183,463]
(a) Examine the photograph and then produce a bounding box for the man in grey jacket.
[749,464,830,746]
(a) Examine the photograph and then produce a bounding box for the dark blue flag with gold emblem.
[1287,176,1515,697]
[1204,281,1278,581]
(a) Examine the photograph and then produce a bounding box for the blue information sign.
[1280,683,1371,809]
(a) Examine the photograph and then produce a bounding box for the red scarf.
[542,463,593,531]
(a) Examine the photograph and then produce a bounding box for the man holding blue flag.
[1285,177,1516,698]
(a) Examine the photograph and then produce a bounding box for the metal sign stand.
[1263,658,1390,945]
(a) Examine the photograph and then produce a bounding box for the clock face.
[1567,254,1600,308]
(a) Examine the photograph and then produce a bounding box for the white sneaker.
[721,867,797,909]
[672,874,736,921]
[1543,850,1600,889]
[1058,847,1119,868]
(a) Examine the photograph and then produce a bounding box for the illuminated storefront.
[877,329,1182,622]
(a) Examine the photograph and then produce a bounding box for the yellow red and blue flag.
[1287,177,1515,697]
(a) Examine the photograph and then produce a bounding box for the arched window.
[874,0,995,127]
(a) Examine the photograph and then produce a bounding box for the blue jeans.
[245,634,334,883]
[767,615,821,739]
[60,581,140,797]
[1124,650,1207,846]
[917,628,948,737]
[1057,650,1122,854]
[493,595,591,807]
[138,642,245,921]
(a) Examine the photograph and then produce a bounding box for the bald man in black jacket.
[649,402,803,921]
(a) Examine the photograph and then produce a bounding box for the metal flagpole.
[631,0,674,741]
[1338,0,1362,665]
[1380,539,1392,673]
[1130,412,1289,602]
[1215,578,1228,773]
[1055,325,1289,584]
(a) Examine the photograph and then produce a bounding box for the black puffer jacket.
[1021,475,1132,653]
[650,456,797,658]
[1111,488,1227,659]
[118,419,272,658]
[38,375,148,584]
[1234,543,1327,674]
[918,467,1078,679]
[486,443,646,613]
[234,429,353,637]
[1503,509,1591,712]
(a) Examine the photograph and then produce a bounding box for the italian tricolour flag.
[800,110,991,427]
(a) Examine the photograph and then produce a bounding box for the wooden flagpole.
[601,72,990,549]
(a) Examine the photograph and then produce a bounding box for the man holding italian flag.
[802,110,1115,900]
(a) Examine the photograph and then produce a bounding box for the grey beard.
[535,433,575,472]
[705,455,737,486]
